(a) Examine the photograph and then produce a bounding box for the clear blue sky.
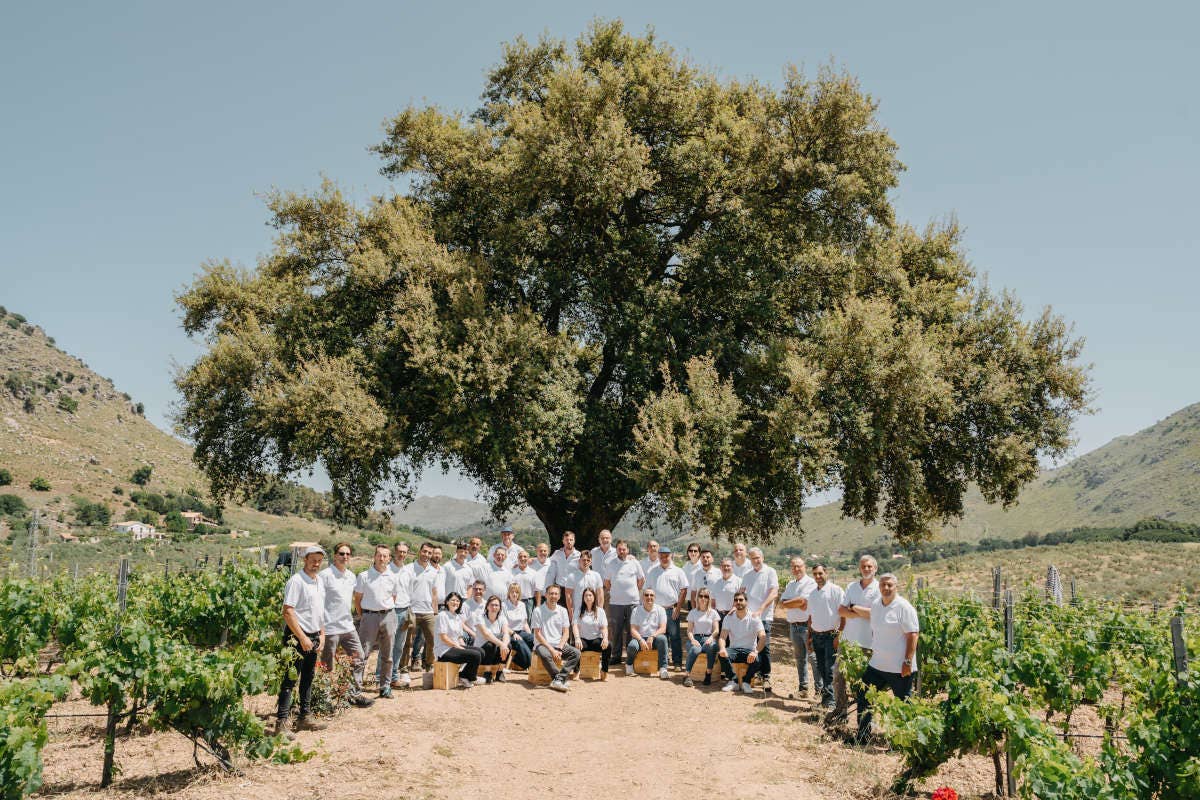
[2,1,1196,500]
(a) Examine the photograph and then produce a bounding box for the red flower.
[932,788,958,800]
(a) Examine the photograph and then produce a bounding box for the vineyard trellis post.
[27,509,40,578]
[1069,578,1076,605]
[101,556,131,787]
[992,567,1002,610]
[1004,589,1016,797]
[1171,616,1188,687]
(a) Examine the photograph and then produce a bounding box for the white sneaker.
[741,682,756,694]
[474,676,487,685]
[625,664,634,676]
[722,680,738,692]
[398,673,411,687]
[659,668,669,680]
[458,677,473,689]
[549,678,568,693]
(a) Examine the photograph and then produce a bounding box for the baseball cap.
[659,546,672,554]
[303,545,326,557]
[500,524,514,533]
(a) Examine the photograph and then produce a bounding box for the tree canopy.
[176,21,1088,548]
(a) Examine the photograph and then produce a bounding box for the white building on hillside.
[112,521,163,541]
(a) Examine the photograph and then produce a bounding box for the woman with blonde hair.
[572,586,610,680]
[475,594,512,682]
[502,582,535,669]
[684,588,721,687]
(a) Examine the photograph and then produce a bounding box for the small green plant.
[112,486,123,495]
[57,395,78,413]
[11,313,26,324]
[131,465,153,486]
[29,477,51,491]
[0,468,11,487]
[4,318,18,330]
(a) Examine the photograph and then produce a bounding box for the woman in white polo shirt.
[475,594,512,682]
[626,588,669,679]
[503,582,534,669]
[684,588,721,687]
[572,586,610,680]
[435,592,485,689]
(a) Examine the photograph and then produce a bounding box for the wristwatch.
[902,658,913,667]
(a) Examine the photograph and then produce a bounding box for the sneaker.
[271,717,295,740]
[703,673,712,686]
[397,673,410,688]
[293,715,327,732]
[762,678,773,694]
[474,676,487,685]
[741,682,755,694]
[625,664,634,676]
[550,678,568,693]
[379,686,392,699]
[659,668,669,680]
[722,680,738,692]
[495,670,506,683]
[349,694,375,708]
[458,677,473,689]
[683,677,694,688]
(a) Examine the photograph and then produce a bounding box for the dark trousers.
[719,647,762,683]
[480,640,505,666]
[759,617,773,678]
[609,604,635,663]
[811,630,838,705]
[440,646,483,682]
[580,637,611,672]
[856,664,915,741]
[277,630,318,720]
[509,631,535,668]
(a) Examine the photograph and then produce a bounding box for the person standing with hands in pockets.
[275,545,328,736]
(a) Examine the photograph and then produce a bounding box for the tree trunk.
[526,492,632,550]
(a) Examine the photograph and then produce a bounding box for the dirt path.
[37,624,995,799]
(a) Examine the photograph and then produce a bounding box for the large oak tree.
[176,21,1088,549]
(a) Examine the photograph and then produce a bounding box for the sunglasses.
[336,551,351,556]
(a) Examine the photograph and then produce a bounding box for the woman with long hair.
[475,594,512,682]
[684,588,721,687]
[435,592,484,689]
[572,586,611,680]
[503,582,535,669]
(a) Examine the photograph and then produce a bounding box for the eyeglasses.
[687,549,698,553]
[734,598,747,603]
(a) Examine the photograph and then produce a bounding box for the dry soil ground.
[37,620,998,800]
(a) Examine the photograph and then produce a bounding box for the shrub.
[63,372,74,383]
[42,374,59,392]
[23,396,37,413]
[130,465,153,486]
[134,402,145,416]
[0,468,11,487]
[164,509,189,533]
[11,313,26,323]
[112,486,123,495]
[29,477,51,491]
[4,318,18,329]
[0,494,27,516]
[72,498,111,526]
[57,395,78,413]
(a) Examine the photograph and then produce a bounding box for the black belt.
[362,608,390,614]
[811,628,838,635]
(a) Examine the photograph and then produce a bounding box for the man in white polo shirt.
[717,590,766,693]
[778,555,816,697]
[544,530,581,616]
[851,572,918,744]
[318,543,373,708]
[689,549,722,606]
[730,542,752,577]
[485,545,514,602]
[275,545,328,734]
[803,564,844,708]
[404,542,440,673]
[740,547,779,692]
[381,541,414,689]
[466,536,490,587]
[489,525,525,569]
[834,555,879,718]
[709,557,742,620]
[531,584,579,692]
[604,539,644,666]
[639,539,660,574]
[646,546,689,670]
[445,541,476,599]
[354,544,399,699]
[529,542,551,603]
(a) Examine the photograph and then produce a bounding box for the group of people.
[276,528,919,744]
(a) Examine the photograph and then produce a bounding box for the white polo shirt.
[806,582,844,632]
[842,578,880,648]
[686,607,720,637]
[731,559,752,578]
[502,598,530,633]
[741,564,779,620]
[683,559,703,593]
[590,545,618,577]
[646,563,689,610]
[283,571,325,633]
[485,563,513,602]
[781,575,817,623]
[513,566,540,600]
[546,548,581,590]
[869,596,919,673]
[708,574,742,612]
[721,611,764,650]
[467,553,490,587]
[445,558,475,598]
[570,570,603,616]
[532,603,570,646]
[433,609,464,659]
[318,564,357,635]
[408,562,438,614]
[630,603,667,638]
[576,607,608,640]
[691,565,722,593]
[388,561,412,608]
[354,566,398,611]
[604,557,645,605]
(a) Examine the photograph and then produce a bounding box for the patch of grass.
[749,708,780,724]
[433,744,454,758]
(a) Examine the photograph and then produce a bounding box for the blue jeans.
[788,621,812,689]
[378,606,411,682]
[627,635,669,669]
[719,647,762,684]
[509,630,534,669]
[758,617,772,679]
[665,608,682,666]
[685,633,718,673]
[811,630,838,705]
